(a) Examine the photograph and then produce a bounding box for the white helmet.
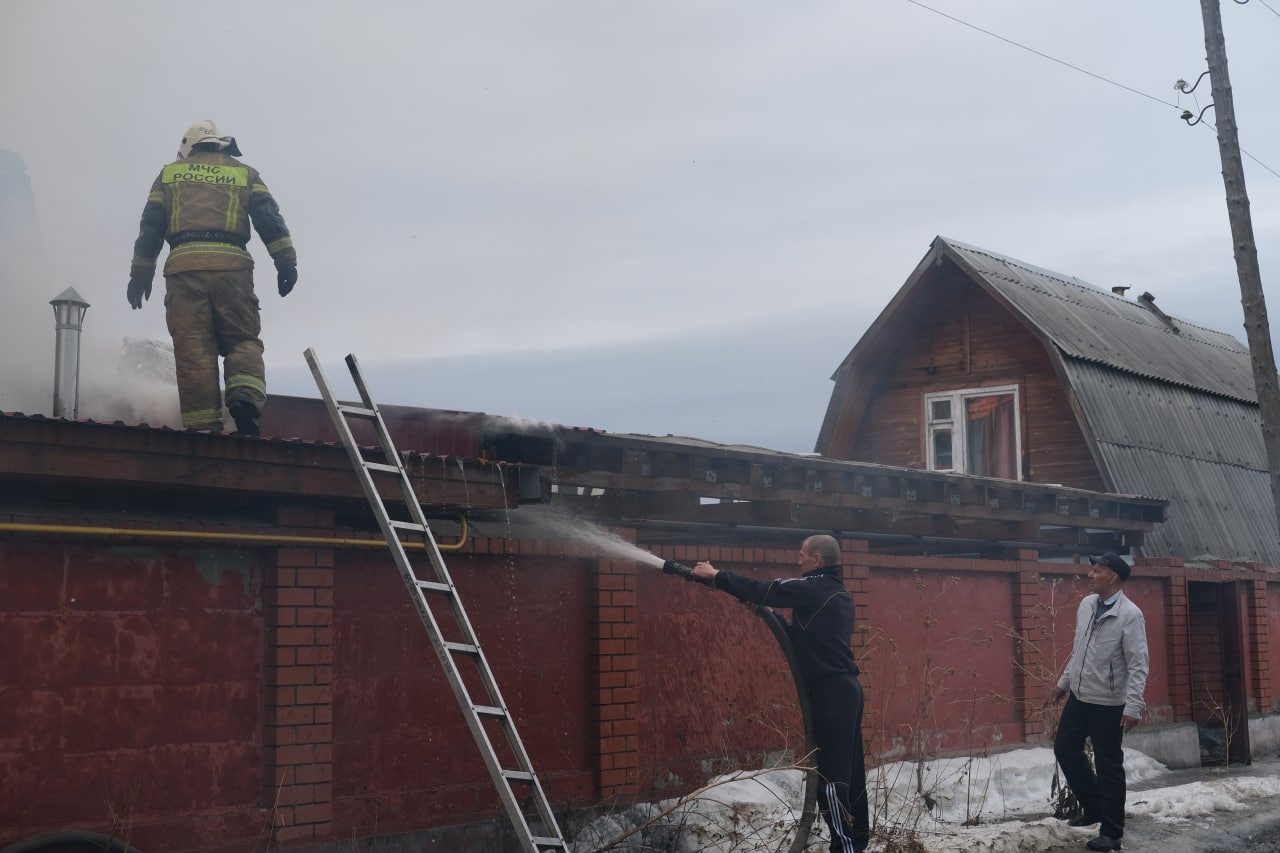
[177,120,242,159]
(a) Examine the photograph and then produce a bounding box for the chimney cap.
[50,286,89,308]
[1111,285,1131,297]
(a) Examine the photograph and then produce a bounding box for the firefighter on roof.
[127,120,297,435]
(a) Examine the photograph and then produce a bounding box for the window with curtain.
[924,385,1021,479]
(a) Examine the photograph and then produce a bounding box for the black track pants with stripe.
[810,674,868,852]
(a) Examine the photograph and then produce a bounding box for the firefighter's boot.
[229,400,261,436]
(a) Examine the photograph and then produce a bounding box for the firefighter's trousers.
[164,269,266,430]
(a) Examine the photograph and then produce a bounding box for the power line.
[902,0,1280,181]
[1236,0,1280,21]
[1198,122,1280,181]
[901,0,1181,110]
[1242,148,1280,181]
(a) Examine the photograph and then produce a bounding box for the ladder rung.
[502,769,534,782]
[388,520,426,533]
[475,705,507,718]
[416,580,453,594]
[444,641,480,656]
[338,404,377,419]
[531,838,566,849]
[363,461,401,474]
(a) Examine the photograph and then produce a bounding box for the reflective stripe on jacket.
[130,150,296,278]
[1057,590,1149,717]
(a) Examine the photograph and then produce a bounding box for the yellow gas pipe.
[0,515,468,551]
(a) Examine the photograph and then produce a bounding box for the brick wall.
[1251,579,1272,713]
[263,506,336,845]
[1165,572,1192,720]
[593,550,639,801]
[841,539,872,742]
[1009,550,1047,741]
[5,523,1280,851]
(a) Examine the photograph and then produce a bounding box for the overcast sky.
[4,1,1280,452]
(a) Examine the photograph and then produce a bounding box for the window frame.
[923,384,1022,480]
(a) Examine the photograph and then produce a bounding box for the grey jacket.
[1056,590,1149,717]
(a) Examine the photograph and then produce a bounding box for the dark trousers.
[809,675,868,852]
[1054,694,1127,839]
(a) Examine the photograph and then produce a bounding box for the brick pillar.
[264,506,335,845]
[1251,578,1272,712]
[1165,572,1192,721]
[593,551,638,801]
[839,538,871,659]
[839,538,873,751]
[1013,565,1047,742]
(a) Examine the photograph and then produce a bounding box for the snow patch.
[1128,774,1280,822]
[573,747,1183,852]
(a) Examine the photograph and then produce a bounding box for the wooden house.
[816,236,1278,565]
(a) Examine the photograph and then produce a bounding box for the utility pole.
[1198,0,1280,537]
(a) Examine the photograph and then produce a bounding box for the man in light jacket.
[1047,551,1149,852]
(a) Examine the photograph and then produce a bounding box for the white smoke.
[77,337,184,427]
[0,147,54,415]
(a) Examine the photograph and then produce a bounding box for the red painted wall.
[330,551,595,838]
[861,563,1022,757]
[1037,572,1090,692]
[0,536,1248,850]
[1123,576,1171,719]
[634,554,802,799]
[0,542,265,851]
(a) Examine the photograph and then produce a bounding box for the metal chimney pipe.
[50,287,90,419]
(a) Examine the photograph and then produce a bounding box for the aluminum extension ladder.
[304,349,569,853]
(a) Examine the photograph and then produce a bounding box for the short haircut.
[801,534,841,566]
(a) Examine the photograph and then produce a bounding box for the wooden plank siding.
[834,270,1106,492]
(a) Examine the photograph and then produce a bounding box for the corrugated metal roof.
[1099,446,1277,563]
[943,238,1258,403]
[0,409,474,463]
[1065,361,1267,470]
[1061,361,1279,563]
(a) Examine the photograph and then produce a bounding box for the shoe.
[228,400,261,436]
[1086,834,1122,851]
[1067,814,1101,827]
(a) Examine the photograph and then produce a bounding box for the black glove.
[127,275,152,309]
[277,262,297,297]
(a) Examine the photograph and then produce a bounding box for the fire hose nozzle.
[662,559,693,577]
[662,560,710,585]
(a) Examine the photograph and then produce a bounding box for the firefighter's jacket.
[130,150,296,280]
[713,564,859,684]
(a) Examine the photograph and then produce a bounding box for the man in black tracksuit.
[691,534,868,853]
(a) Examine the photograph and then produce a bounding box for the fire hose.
[0,831,142,853]
[662,560,818,853]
